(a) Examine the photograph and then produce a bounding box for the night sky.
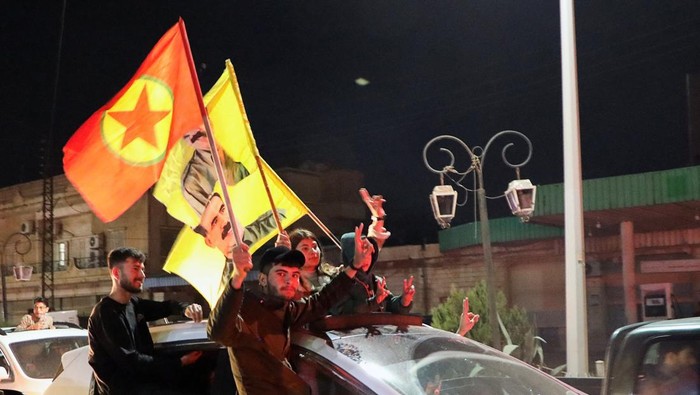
[3,2,699,244]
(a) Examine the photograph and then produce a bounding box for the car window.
[314,326,579,395]
[633,338,700,395]
[291,350,376,395]
[10,336,88,379]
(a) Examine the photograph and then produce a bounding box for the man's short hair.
[658,340,696,357]
[107,247,146,269]
[33,296,48,306]
[257,246,305,275]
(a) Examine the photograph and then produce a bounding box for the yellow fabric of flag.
[153,65,309,306]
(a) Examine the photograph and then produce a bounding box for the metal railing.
[1,257,107,276]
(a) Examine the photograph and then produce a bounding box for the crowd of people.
[78,188,478,394]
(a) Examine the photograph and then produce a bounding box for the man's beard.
[266,284,295,301]
[120,276,142,293]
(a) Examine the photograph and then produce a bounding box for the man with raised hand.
[207,224,374,395]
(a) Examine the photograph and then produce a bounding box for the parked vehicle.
[46,314,584,394]
[602,316,700,395]
[0,324,87,395]
[44,321,229,395]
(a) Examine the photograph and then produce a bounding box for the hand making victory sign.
[401,276,415,307]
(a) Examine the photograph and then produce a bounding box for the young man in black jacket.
[88,247,204,395]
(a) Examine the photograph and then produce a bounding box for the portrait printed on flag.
[182,128,284,261]
[155,64,309,306]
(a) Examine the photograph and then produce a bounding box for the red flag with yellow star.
[63,21,201,222]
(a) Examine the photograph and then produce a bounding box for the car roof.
[149,321,209,343]
[296,313,584,394]
[0,327,87,344]
[616,317,700,344]
[632,316,700,332]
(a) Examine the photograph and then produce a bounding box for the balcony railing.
[73,256,107,270]
[0,256,107,276]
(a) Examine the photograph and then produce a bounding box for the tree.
[431,281,544,367]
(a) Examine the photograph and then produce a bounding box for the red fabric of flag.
[63,21,200,222]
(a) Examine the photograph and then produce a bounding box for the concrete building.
[0,163,366,325]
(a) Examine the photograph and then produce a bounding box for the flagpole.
[307,211,342,250]
[177,19,243,247]
[224,60,284,234]
[223,59,342,250]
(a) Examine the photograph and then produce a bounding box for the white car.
[0,325,87,395]
[45,314,584,394]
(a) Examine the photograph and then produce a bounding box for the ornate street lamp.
[504,179,537,221]
[423,130,534,348]
[1,232,32,322]
[429,184,459,229]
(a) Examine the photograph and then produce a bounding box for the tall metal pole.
[476,172,501,349]
[1,243,7,323]
[560,0,589,376]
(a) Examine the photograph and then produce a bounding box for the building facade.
[0,163,366,325]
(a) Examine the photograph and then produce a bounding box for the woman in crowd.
[281,188,414,313]
[289,228,341,298]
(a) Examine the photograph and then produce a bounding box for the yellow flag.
[153,62,310,306]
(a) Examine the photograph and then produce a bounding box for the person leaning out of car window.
[208,225,374,395]
[88,247,204,395]
[636,340,699,395]
[16,296,55,331]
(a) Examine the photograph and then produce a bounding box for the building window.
[57,242,68,267]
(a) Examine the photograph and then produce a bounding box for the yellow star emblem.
[101,76,174,166]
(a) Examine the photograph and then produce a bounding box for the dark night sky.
[2,2,700,244]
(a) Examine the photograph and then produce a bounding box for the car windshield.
[10,336,88,379]
[327,326,576,395]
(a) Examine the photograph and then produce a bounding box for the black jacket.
[207,272,353,395]
[88,296,188,394]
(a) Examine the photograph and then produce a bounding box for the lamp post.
[423,130,534,349]
[1,232,32,322]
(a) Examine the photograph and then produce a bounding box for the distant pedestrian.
[16,296,54,331]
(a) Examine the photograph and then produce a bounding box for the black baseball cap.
[258,246,305,275]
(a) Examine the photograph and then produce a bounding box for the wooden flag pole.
[224,60,284,234]
[178,19,243,247]
[224,59,342,250]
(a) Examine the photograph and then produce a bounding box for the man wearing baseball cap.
[208,224,374,395]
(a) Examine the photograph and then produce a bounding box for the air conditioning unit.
[88,234,104,249]
[586,260,602,277]
[20,220,35,235]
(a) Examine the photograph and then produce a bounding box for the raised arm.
[456,297,480,337]
[207,244,252,345]
[360,188,391,249]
